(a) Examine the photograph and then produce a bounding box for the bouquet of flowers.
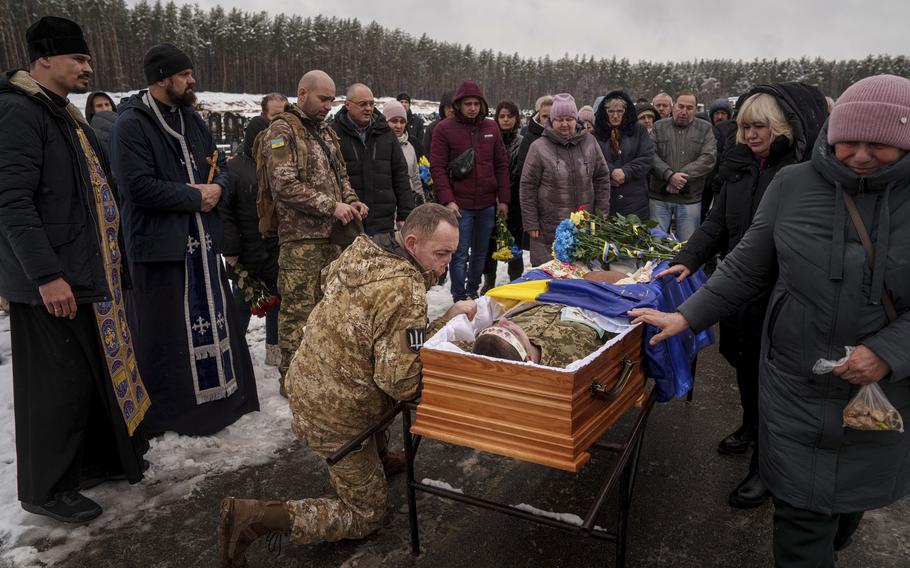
[491,215,522,262]
[553,206,683,265]
[418,155,433,186]
[234,263,281,317]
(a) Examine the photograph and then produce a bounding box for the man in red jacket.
[429,80,510,301]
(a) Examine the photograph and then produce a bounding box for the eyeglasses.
[348,100,375,109]
[606,109,625,115]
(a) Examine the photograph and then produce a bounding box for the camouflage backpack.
[253,111,312,238]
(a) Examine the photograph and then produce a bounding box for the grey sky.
[148,0,906,62]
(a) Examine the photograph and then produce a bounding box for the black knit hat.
[143,43,193,85]
[396,92,411,103]
[26,16,90,61]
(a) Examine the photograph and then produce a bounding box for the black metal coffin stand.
[327,388,658,568]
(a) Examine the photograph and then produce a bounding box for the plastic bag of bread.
[842,383,904,432]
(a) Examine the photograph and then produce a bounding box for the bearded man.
[111,44,259,435]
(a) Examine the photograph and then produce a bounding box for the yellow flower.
[569,210,587,226]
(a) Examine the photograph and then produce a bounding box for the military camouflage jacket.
[286,233,445,442]
[463,303,612,368]
[260,104,359,243]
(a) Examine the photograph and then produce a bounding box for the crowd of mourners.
[0,15,908,568]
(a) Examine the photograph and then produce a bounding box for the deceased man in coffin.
[438,299,631,369]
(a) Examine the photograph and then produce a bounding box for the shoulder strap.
[842,190,898,322]
[302,121,345,191]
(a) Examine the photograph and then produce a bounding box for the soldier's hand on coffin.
[445,300,477,321]
[333,202,356,224]
[351,201,369,219]
[39,277,77,319]
[627,308,690,345]
[655,264,692,282]
[190,183,222,212]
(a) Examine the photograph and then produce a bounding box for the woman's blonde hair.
[736,93,793,145]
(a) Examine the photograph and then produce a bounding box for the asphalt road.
[49,341,910,568]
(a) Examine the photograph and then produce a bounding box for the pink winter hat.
[828,74,910,150]
[382,100,407,122]
[549,93,578,120]
[577,105,596,125]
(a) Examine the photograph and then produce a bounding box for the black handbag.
[447,128,478,181]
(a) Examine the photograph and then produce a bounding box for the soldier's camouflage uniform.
[466,303,613,368]
[260,103,361,379]
[284,233,447,543]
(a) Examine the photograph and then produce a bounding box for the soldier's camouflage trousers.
[285,433,388,544]
[277,239,340,380]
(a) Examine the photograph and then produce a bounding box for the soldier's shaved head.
[298,70,334,93]
[296,70,336,122]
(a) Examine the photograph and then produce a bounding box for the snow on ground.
[0,313,295,567]
[69,91,440,120]
[0,257,517,566]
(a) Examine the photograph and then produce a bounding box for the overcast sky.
[149,0,907,62]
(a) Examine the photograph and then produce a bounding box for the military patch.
[270,137,289,162]
[404,327,425,353]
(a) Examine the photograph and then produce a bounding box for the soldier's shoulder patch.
[403,327,426,353]
[270,137,286,149]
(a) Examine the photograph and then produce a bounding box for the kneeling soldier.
[218,203,476,566]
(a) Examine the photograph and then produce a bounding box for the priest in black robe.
[111,44,259,436]
[0,17,149,523]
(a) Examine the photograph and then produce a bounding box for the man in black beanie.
[0,16,151,523]
[111,45,260,436]
[396,91,425,142]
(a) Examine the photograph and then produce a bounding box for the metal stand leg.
[402,404,421,556]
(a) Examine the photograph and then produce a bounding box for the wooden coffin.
[411,324,646,472]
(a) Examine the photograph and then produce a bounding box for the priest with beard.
[111,44,259,435]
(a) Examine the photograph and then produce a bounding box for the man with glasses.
[332,83,413,235]
[259,70,368,388]
[429,80,510,301]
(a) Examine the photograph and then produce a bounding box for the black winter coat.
[675,139,796,362]
[593,90,654,220]
[218,151,279,281]
[111,92,229,263]
[406,110,425,143]
[0,70,112,305]
[674,82,829,364]
[680,127,910,514]
[332,108,414,235]
[90,110,117,165]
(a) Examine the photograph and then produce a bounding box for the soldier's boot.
[265,344,281,367]
[381,450,408,477]
[218,498,290,567]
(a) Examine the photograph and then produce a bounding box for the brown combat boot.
[381,450,408,477]
[218,497,290,567]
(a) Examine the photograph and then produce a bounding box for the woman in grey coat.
[520,93,611,266]
[630,75,910,567]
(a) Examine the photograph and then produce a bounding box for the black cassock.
[10,304,147,505]
[127,262,259,435]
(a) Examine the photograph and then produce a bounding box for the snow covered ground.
[0,259,525,566]
[69,91,441,120]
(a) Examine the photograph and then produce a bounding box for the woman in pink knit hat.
[519,93,611,266]
[629,74,910,568]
